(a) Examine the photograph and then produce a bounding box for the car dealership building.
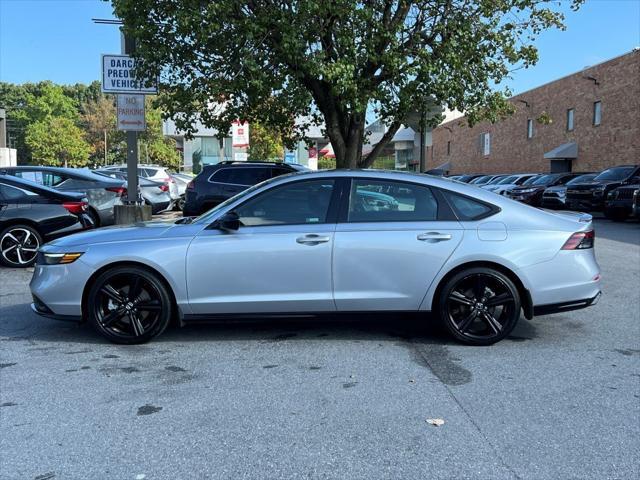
[429,49,640,174]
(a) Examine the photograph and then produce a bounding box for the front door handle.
[296,234,331,245]
[417,232,452,242]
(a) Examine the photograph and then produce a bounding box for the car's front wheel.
[0,224,42,268]
[438,267,521,345]
[87,266,172,344]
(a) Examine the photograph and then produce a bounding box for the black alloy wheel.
[88,266,172,344]
[0,225,42,268]
[439,267,521,345]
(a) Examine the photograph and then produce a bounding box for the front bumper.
[533,291,602,316]
[566,195,604,211]
[31,299,82,322]
[29,260,93,318]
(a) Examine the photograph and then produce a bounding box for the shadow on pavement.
[0,302,538,348]
[592,217,640,245]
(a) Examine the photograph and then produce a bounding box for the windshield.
[594,166,635,181]
[530,174,557,186]
[520,175,538,185]
[487,176,505,184]
[471,175,492,184]
[566,174,596,185]
[497,175,518,185]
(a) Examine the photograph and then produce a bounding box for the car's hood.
[569,180,619,188]
[512,185,545,192]
[45,220,199,249]
[545,185,567,192]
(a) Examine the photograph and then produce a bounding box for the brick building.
[430,49,640,174]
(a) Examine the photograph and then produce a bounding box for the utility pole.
[419,109,426,173]
[103,129,107,165]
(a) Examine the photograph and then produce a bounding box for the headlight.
[518,188,537,193]
[607,190,618,199]
[37,252,84,265]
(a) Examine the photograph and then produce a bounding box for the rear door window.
[0,183,38,202]
[347,179,438,222]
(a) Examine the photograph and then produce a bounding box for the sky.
[0,0,639,96]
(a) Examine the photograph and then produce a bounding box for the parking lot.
[0,218,638,480]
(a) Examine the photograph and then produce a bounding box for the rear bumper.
[533,291,602,316]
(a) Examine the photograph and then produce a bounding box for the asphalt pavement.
[1,218,638,480]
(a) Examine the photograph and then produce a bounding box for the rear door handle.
[417,232,452,242]
[296,234,331,245]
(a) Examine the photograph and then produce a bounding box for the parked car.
[604,178,640,221]
[31,170,601,346]
[103,164,180,207]
[0,166,125,226]
[0,174,93,268]
[170,173,193,211]
[483,173,539,195]
[541,173,597,209]
[507,173,584,207]
[469,174,507,187]
[455,174,486,183]
[94,170,172,214]
[183,161,309,216]
[566,165,640,212]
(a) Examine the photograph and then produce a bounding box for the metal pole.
[122,32,139,204]
[419,109,426,173]
[103,129,107,165]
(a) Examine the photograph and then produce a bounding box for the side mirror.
[213,211,240,231]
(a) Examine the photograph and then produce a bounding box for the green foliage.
[25,117,91,167]
[249,122,284,161]
[112,0,583,168]
[0,82,181,169]
[317,156,336,170]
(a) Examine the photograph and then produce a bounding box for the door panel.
[186,178,339,314]
[333,178,463,311]
[186,224,336,314]
[333,221,463,311]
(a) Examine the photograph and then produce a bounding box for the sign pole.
[122,33,139,205]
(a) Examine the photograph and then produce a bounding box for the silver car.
[30,170,601,345]
[94,170,172,214]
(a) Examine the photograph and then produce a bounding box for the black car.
[455,174,486,183]
[541,173,597,209]
[565,165,640,212]
[0,166,126,226]
[0,175,93,268]
[604,178,640,221]
[508,172,585,207]
[183,161,309,216]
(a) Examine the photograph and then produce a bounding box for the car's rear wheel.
[87,266,172,344]
[438,268,521,345]
[0,224,42,268]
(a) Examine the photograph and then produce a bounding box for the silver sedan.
[30,170,602,345]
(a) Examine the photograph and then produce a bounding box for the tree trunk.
[327,112,366,169]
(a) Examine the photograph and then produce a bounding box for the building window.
[527,119,534,139]
[593,101,602,126]
[480,133,490,156]
[566,108,574,131]
[447,141,451,156]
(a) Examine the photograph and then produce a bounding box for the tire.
[87,208,100,228]
[0,224,42,268]
[438,267,521,346]
[176,195,186,211]
[87,265,172,344]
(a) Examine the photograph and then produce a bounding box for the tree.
[25,116,91,167]
[112,0,582,169]
[138,96,182,170]
[81,95,124,165]
[249,122,284,161]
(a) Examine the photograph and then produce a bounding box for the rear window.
[442,190,495,221]
[0,183,38,201]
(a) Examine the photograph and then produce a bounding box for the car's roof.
[2,165,120,183]
[203,161,308,170]
[0,173,84,199]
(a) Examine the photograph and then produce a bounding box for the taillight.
[186,180,194,190]
[159,184,169,192]
[62,202,88,215]
[562,230,594,250]
[106,186,127,197]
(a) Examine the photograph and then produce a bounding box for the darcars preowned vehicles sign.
[102,54,158,94]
